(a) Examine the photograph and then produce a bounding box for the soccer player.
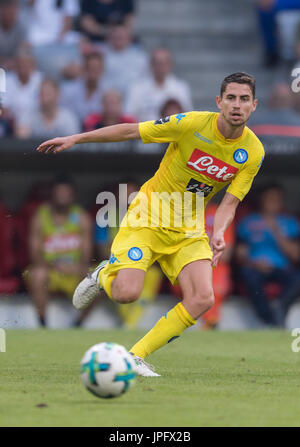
[37,72,265,376]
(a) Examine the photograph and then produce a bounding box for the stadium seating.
[136,0,274,110]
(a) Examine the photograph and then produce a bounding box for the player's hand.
[36,135,78,154]
[211,231,226,267]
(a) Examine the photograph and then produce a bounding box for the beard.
[225,113,248,128]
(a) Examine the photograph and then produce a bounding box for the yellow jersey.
[127,111,265,234]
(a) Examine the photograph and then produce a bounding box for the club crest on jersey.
[186,178,213,197]
[154,116,170,125]
[187,149,238,182]
[233,149,248,164]
[128,247,143,261]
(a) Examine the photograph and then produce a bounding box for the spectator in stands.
[236,183,300,327]
[80,0,135,43]
[16,78,80,138]
[160,98,184,118]
[27,176,93,327]
[249,82,300,134]
[0,0,28,71]
[83,89,136,132]
[61,51,108,122]
[256,0,300,67]
[21,0,79,46]
[19,0,81,78]
[3,49,42,124]
[125,48,193,121]
[16,181,52,272]
[102,23,149,96]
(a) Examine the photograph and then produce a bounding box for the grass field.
[0,329,299,427]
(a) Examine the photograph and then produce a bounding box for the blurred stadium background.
[1,0,300,331]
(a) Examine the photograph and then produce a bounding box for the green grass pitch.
[0,329,299,427]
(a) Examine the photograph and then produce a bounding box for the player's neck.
[217,114,245,140]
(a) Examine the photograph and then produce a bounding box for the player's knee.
[112,282,141,304]
[194,289,214,312]
[200,291,215,311]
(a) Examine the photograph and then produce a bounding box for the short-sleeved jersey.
[133,111,264,233]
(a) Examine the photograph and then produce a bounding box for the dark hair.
[220,72,256,98]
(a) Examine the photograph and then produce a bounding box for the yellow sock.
[98,267,114,299]
[129,302,196,359]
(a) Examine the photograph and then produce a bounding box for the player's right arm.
[36,123,140,154]
[36,113,194,154]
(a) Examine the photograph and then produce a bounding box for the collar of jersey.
[213,113,246,143]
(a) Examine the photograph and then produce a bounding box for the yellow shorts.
[106,225,212,285]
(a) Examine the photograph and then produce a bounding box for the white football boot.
[133,356,161,377]
[72,260,108,310]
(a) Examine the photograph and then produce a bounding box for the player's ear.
[216,96,222,110]
[252,98,258,112]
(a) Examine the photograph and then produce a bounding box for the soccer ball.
[80,342,136,398]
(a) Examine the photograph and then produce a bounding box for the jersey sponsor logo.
[187,149,238,182]
[233,148,248,164]
[128,247,143,261]
[186,178,213,197]
[176,113,186,124]
[154,116,170,125]
[193,131,212,144]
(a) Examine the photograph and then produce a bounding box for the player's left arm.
[211,147,265,267]
[211,192,240,267]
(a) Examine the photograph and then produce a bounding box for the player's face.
[216,83,257,127]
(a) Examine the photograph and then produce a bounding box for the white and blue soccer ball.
[80,342,136,398]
